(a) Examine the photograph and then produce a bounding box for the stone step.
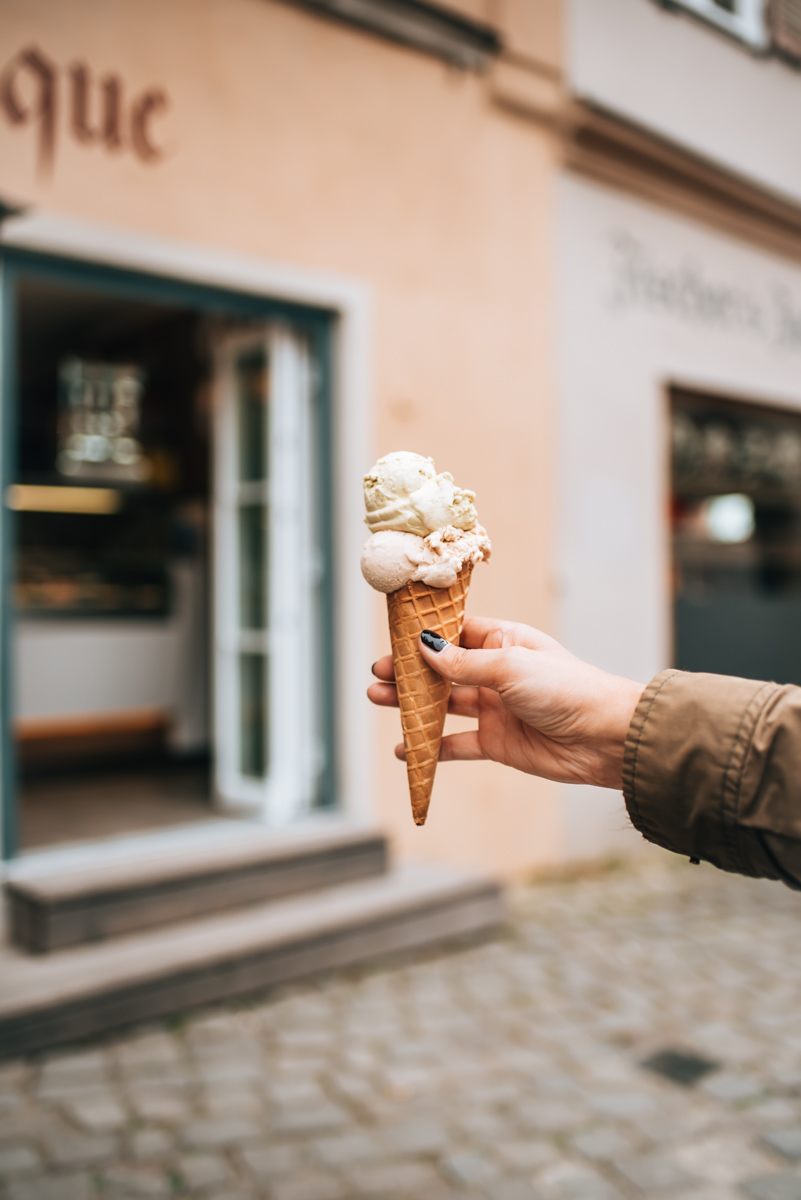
[5,826,387,952]
[0,862,505,1058]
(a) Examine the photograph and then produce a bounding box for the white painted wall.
[568,0,801,206]
[15,560,209,752]
[17,620,181,718]
[557,174,801,860]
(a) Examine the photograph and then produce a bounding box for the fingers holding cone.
[369,678,480,719]
[394,730,485,763]
[369,654,480,718]
[370,636,487,766]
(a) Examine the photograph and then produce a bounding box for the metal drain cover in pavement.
[641,1048,720,1086]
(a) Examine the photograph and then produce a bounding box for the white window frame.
[667,0,768,48]
[213,326,323,824]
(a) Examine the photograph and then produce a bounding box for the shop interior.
[13,273,218,850]
[671,387,801,685]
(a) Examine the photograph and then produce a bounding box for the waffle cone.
[386,563,472,826]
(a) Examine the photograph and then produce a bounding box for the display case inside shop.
[15,504,171,617]
[14,283,210,621]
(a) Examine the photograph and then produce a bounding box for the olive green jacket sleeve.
[622,670,801,889]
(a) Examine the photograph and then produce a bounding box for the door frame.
[0,212,373,862]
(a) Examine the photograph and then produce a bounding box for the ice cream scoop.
[364,450,478,536]
[361,525,491,593]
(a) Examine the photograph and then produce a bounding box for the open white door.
[213,326,323,823]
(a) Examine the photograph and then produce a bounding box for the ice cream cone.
[386,562,472,826]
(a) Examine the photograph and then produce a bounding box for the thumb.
[419,629,519,692]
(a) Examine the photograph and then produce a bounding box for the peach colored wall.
[0,0,561,878]
[491,0,562,70]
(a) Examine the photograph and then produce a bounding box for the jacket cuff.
[622,669,781,878]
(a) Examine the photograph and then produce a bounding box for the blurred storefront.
[3,0,801,881]
[0,0,566,1047]
[5,0,801,1046]
[0,0,560,881]
[0,0,560,1050]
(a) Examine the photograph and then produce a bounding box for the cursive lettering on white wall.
[0,44,170,177]
[608,233,801,353]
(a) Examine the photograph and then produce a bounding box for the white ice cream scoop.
[363,450,477,536]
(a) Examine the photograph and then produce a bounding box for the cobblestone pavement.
[3,858,801,1200]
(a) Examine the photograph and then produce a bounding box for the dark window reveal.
[671,387,801,685]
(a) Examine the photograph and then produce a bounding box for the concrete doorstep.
[4,826,388,952]
[0,862,506,1059]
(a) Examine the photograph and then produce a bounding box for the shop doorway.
[13,275,214,850]
[3,257,334,856]
[671,387,801,683]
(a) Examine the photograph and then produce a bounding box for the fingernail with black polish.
[421,630,448,653]
[371,662,378,676]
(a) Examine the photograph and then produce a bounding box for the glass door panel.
[237,350,268,484]
[239,651,267,779]
[238,504,267,630]
[213,327,322,822]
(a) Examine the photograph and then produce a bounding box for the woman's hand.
[367,617,644,790]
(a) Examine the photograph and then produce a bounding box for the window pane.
[672,388,801,685]
[239,652,267,778]
[238,503,267,629]
[236,349,268,482]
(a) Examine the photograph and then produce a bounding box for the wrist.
[591,675,645,790]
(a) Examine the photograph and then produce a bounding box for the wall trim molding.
[562,100,801,265]
[275,0,501,70]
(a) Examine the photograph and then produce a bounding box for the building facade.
[1,0,801,895]
[0,0,561,890]
[558,0,801,859]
